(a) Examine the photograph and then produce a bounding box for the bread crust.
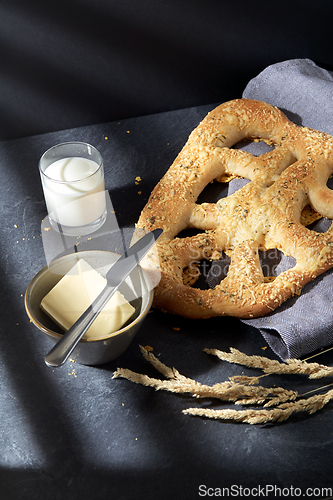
[137,99,333,319]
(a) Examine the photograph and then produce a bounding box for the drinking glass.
[39,142,107,236]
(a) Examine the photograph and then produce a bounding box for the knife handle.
[44,284,115,368]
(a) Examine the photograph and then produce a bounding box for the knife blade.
[44,228,163,368]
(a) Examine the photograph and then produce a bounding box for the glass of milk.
[39,142,107,236]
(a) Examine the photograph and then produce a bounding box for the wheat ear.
[205,347,333,379]
[184,387,333,424]
[113,346,297,405]
[113,346,333,424]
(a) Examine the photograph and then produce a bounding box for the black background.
[1,0,333,141]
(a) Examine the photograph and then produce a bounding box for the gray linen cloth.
[227,59,333,359]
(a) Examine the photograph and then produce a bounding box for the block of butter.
[41,259,135,339]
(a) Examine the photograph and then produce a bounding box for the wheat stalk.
[184,388,333,424]
[113,346,333,424]
[205,347,333,379]
[113,346,297,405]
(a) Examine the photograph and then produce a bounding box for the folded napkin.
[229,59,333,360]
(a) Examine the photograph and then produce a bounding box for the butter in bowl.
[25,251,154,365]
[41,258,136,340]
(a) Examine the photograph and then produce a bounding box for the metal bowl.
[25,250,153,365]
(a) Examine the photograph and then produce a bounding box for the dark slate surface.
[0,104,333,499]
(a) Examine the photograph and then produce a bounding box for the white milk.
[42,157,106,227]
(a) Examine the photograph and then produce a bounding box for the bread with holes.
[137,98,333,319]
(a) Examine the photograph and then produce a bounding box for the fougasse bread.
[137,98,333,319]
